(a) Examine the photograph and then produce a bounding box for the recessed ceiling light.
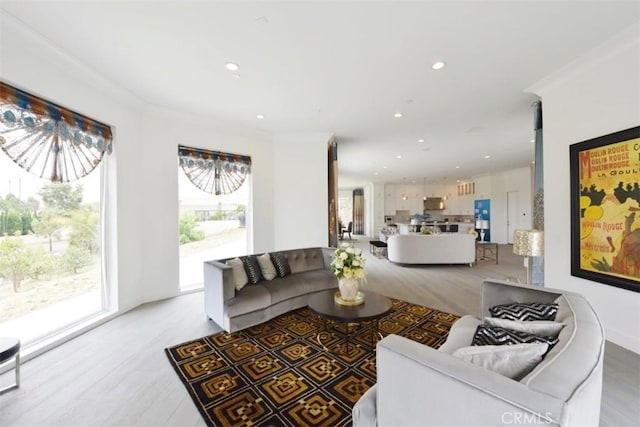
[396,155,402,159]
[225,62,239,71]
[455,166,460,169]
[432,61,446,70]
[373,172,379,175]
[394,112,403,118]
[418,139,425,143]
[530,139,535,143]
[256,114,265,119]
[383,166,388,169]
[484,155,491,159]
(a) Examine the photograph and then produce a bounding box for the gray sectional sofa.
[353,279,605,427]
[204,247,337,332]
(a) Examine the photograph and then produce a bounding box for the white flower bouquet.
[331,242,366,280]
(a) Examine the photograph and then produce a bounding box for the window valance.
[178,145,251,195]
[0,81,113,182]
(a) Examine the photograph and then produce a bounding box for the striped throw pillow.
[242,255,264,284]
[270,252,291,278]
[471,324,559,348]
[489,302,558,321]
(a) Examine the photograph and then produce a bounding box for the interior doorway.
[507,190,520,244]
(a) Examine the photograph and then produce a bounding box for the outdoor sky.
[0,152,100,203]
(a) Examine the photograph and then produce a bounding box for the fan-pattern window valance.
[0,82,113,182]
[179,145,251,195]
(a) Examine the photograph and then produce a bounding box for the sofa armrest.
[204,260,235,329]
[321,247,335,269]
[376,335,566,427]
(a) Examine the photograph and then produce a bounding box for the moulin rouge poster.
[571,126,640,292]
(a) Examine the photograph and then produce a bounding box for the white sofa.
[352,279,605,427]
[387,233,476,266]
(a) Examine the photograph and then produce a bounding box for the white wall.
[0,12,289,316]
[529,23,640,353]
[139,107,274,301]
[273,133,332,250]
[1,12,146,312]
[489,167,533,243]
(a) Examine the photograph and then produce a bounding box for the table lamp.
[480,220,489,242]
[512,229,544,284]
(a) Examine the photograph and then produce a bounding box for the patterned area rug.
[165,298,459,426]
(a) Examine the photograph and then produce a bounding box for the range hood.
[424,197,445,211]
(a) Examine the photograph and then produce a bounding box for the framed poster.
[569,126,640,293]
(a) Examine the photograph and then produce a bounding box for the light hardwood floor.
[1,239,638,426]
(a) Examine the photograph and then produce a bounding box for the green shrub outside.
[179,213,205,244]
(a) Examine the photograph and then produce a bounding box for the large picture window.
[178,145,250,290]
[0,82,111,346]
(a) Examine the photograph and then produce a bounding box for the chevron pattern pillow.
[489,302,558,321]
[471,325,559,348]
[242,255,264,284]
[270,252,291,278]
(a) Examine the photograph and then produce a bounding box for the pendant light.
[402,177,408,201]
[443,177,448,200]
[423,177,427,201]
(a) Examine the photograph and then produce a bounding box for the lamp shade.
[513,229,544,257]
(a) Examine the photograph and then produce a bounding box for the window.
[0,82,111,346]
[177,145,250,291]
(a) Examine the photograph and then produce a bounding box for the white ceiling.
[2,1,639,187]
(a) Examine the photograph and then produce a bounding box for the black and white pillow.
[471,325,559,348]
[489,302,558,321]
[242,255,264,284]
[270,253,291,278]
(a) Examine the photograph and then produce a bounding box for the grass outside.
[1,225,245,323]
[179,227,245,257]
[0,263,100,322]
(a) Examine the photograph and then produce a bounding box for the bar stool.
[0,337,20,394]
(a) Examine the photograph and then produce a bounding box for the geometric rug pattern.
[165,298,459,426]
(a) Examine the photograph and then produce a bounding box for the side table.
[476,242,498,264]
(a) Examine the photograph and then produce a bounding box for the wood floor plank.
[0,239,637,426]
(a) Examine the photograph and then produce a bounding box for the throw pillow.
[489,302,558,321]
[484,317,565,337]
[452,343,549,380]
[242,255,264,284]
[257,253,277,280]
[471,324,559,348]
[226,257,249,291]
[270,252,291,278]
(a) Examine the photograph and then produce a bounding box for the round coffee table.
[308,290,393,353]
